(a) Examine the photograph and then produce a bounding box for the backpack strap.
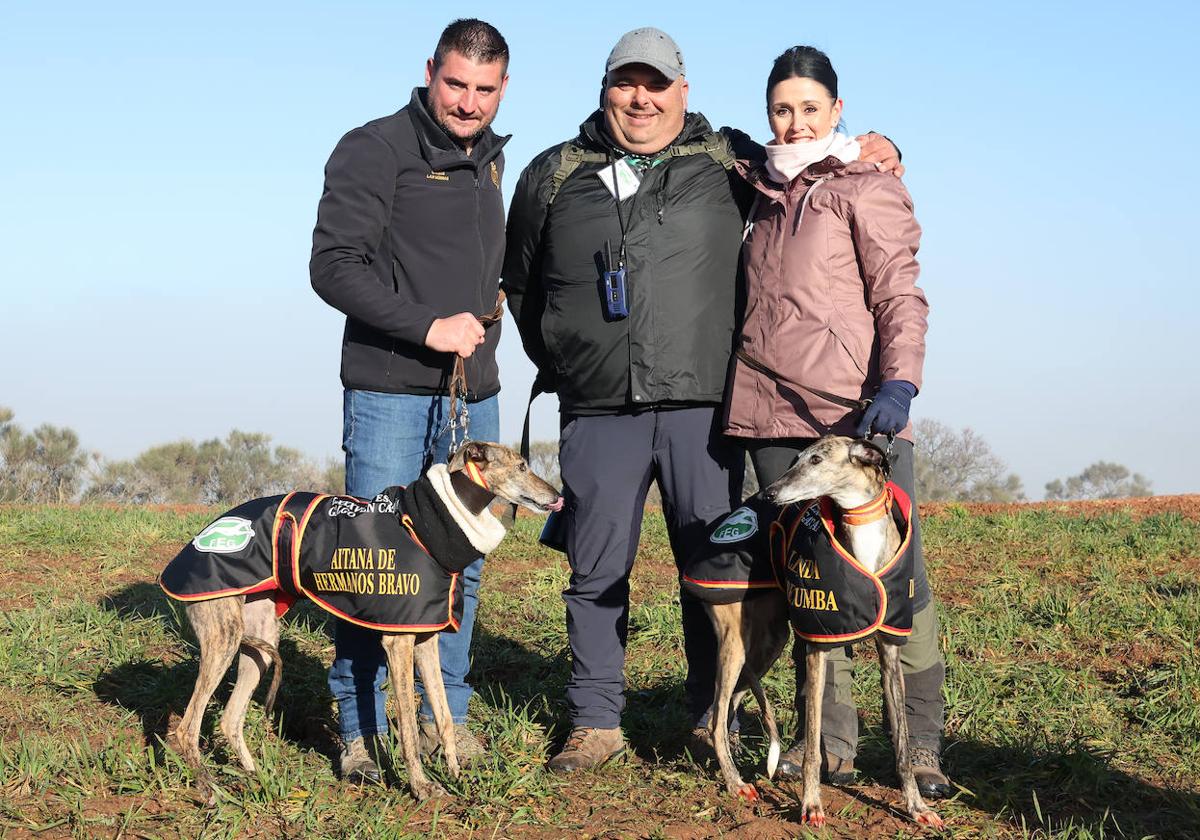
[547,143,610,205]
[546,131,733,206]
[665,132,735,170]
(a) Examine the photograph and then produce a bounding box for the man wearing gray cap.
[503,28,903,772]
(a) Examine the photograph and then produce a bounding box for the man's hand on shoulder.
[425,313,485,358]
[856,133,904,178]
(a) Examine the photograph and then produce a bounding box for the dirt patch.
[922,494,1200,521]
[487,778,944,840]
[0,546,170,611]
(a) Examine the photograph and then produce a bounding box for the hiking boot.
[417,719,486,766]
[687,726,741,761]
[339,735,382,785]
[547,727,626,773]
[774,740,855,784]
[911,746,953,799]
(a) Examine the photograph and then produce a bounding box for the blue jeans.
[329,389,499,737]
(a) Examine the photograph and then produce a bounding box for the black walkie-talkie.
[602,238,629,320]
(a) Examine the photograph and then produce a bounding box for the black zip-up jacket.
[311,88,510,399]
[502,111,758,413]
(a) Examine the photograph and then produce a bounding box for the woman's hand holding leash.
[855,380,916,438]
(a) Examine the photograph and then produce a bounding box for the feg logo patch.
[193,517,255,553]
[710,507,758,544]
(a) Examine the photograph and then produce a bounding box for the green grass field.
[1,501,1198,839]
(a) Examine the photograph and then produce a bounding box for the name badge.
[597,158,641,201]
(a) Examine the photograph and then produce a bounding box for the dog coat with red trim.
[159,476,474,633]
[682,484,915,647]
[681,496,782,604]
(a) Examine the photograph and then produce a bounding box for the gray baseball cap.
[605,27,685,80]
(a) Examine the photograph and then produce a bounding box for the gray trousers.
[558,407,744,729]
[747,436,945,757]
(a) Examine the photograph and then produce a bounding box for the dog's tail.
[747,672,781,779]
[240,636,283,720]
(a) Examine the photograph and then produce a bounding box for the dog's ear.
[849,439,885,470]
[460,441,489,465]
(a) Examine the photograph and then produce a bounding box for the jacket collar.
[738,156,879,202]
[575,109,715,156]
[406,87,510,171]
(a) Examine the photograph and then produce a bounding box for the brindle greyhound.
[706,436,942,829]
[168,442,562,803]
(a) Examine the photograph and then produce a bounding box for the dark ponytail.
[766,45,838,104]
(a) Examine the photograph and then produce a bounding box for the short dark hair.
[766,45,837,104]
[433,19,509,71]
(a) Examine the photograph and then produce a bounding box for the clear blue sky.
[2,1,1197,497]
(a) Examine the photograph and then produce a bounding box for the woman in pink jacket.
[724,45,950,798]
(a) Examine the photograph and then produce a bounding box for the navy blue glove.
[855,380,916,437]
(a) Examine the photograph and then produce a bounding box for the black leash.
[736,346,897,470]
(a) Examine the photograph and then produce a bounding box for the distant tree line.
[1044,462,1152,501]
[1,407,342,505]
[0,406,1154,505]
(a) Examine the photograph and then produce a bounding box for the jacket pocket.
[384,260,406,379]
[541,288,567,376]
[827,325,868,379]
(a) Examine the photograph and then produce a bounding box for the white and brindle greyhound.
[163,441,561,802]
[705,435,942,829]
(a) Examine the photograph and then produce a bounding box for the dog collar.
[449,466,495,516]
[462,460,490,490]
[840,486,893,527]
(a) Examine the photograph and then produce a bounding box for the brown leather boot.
[910,746,953,799]
[547,727,626,773]
[339,735,383,785]
[417,719,487,766]
[773,741,855,784]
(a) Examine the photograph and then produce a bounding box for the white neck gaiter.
[763,131,860,184]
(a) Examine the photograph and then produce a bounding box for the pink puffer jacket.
[723,157,928,442]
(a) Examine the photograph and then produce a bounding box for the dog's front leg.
[413,632,459,778]
[709,602,756,800]
[800,646,827,826]
[381,633,446,800]
[878,639,943,828]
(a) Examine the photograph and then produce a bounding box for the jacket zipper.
[470,168,483,400]
[386,259,403,381]
[792,176,831,235]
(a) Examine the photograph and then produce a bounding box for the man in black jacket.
[310,18,510,784]
[503,27,753,772]
[502,28,903,773]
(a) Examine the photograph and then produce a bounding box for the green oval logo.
[193,517,255,554]
[710,507,758,544]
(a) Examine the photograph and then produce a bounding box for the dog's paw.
[735,783,759,802]
[914,809,944,829]
[801,803,826,827]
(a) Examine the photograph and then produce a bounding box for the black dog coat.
[682,483,915,647]
[160,475,480,632]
